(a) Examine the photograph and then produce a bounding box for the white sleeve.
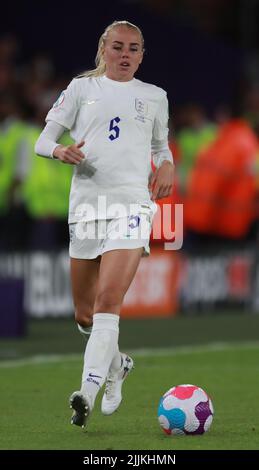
[151,94,174,168]
[45,78,80,129]
[34,121,67,158]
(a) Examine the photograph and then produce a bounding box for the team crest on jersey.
[135,98,148,115]
[53,91,65,108]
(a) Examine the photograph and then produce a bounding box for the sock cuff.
[77,323,92,336]
[93,313,119,331]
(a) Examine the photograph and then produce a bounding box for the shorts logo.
[53,91,65,108]
[128,215,140,229]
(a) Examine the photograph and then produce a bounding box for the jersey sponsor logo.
[53,91,65,108]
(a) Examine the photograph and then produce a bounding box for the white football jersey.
[46,75,173,222]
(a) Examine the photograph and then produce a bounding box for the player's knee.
[75,305,93,327]
[94,289,123,312]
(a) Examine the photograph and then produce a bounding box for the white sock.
[81,313,119,408]
[108,347,122,375]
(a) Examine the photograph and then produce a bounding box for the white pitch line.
[0,353,81,368]
[0,341,259,368]
[130,341,259,357]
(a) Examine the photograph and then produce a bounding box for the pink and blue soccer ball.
[158,384,214,435]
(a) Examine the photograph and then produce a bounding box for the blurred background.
[1,0,259,355]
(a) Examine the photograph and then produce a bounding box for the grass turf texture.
[0,344,259,450]
[1,312,259,359]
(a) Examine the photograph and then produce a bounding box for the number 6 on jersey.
[109,116,121,141]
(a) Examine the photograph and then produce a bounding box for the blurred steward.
[22,91,73,250]
[184,118,258,242]
[0,92,31,250]
[176,104,218,192]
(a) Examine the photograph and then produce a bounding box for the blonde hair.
[77,20,144,79]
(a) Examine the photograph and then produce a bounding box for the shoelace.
[104,358,131,397]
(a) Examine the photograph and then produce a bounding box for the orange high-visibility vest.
[184,120,258,238]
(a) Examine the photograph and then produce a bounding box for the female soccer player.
[35,20,174,429]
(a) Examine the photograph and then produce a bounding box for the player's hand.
[53,141,85,164]
[149,161,174,201]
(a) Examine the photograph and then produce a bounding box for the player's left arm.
[150,94,174,200]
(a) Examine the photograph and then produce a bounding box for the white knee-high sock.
[81,313,119,407]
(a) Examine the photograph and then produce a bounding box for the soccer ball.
[157,384,214,435]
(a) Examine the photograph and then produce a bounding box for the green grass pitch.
[0,344,259,450]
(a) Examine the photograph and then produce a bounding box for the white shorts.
[69,212,153,260]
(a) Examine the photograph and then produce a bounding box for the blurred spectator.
[0,37,76,252]
[0,35,19,94]
[21,54,56,120]
[0,93,31,250]
[214,103,232,126]
[183,118,259,248]
[22,96,73,251]
[176,104,218,191]
[243,83,259,135]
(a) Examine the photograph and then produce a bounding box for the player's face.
[103,26,143,82]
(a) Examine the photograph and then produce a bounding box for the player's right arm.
[35,120,85,165]
[35,78,85,165]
